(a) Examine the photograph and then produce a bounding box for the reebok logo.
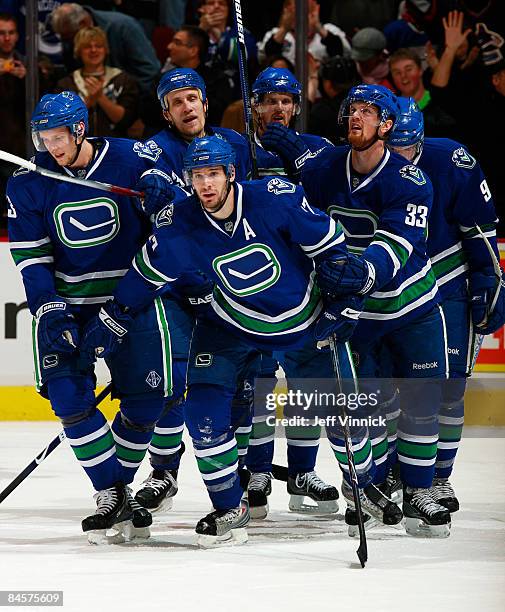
[448,348,460,356]
[412,361,438,370]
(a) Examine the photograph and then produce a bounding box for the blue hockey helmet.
[252,67,302,105]
[389,96,424,147]
[31,91,88,151]
[157,68,207,111]
[338,84,400,129]
[183,135,236,185]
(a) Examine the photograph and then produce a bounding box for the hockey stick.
[231,0,258,179]
[328,335,368,568]
[0,383,112,504]
[0,150,144,198]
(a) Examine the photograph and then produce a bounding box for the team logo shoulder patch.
[267,177,296,195]
[133,140,162,162]
[155,203,174,228]
[452,147,476,169]
[399,164,426,186]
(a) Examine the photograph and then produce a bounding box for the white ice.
[0,423,504,612]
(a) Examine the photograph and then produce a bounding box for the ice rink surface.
[0,423,504,612]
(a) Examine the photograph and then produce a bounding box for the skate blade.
[250,503,268,520]
[149,496,174,515]
[196,527,248,549]
[348,517,379,537]
[86,520,131,545]
[403,517,451,538]
[122,522,151,541]
[289,495,339,515]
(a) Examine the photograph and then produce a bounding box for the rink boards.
[0,241,504,423]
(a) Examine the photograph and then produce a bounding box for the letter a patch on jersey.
[452,147,476,169]
[399,164,426,186]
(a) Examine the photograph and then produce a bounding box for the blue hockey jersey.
[114,177,347,350]
[416,138,499,300]
[255,131,333,177]
[7,137,163,314]
[144,126,252,186]
[299,146,439,335]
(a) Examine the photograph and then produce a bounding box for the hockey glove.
[134,170,177,218]
[314,295,364,342]
[36,298,80,353]
[469,268,505,335]
[316,254,376,299]
[183,276,215,320]
[260,123,311,174]
[81,300,133,361]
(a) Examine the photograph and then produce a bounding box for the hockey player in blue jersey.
[247,66,338,517]
[6,92,186,543]
[387,97,505,513]
[80,135,403,546]
[131,68,254,513]
[261,84,453,537]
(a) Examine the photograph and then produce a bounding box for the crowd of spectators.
[0,0,504,233]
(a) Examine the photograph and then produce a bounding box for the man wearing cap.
[350,27,395,91]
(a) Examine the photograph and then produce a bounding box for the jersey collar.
[63,138,109,181]
[346,147,390,194]
[201,182,243,238]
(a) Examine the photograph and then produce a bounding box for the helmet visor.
[31,127,75,152]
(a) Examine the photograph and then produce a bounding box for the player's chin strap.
[65,135,85,168]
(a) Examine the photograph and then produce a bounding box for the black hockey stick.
[0,384,112,504]
[232,0,258,179]
[328,336,368,568]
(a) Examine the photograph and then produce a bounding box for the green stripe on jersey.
[11,243,53,264]
[55,276,121,299]
[373,231,410,267]
[365,269,437,315]
[213,282,321,334]
[432,250,467,281]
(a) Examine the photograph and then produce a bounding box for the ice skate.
[403,485,451,538]
[82,484,133,545]
[125,487,152,540]
[196,500,250,548]
[430,478,459,513]
[134,469,178,513]
[287,471,339,514]
[342,480,403,532]
[248,472,272,519]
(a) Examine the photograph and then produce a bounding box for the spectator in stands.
[383,1,431,55]
[0,12,25,225]
[164,24,235,126]
[330,0,399,38]
[308,55,358,144]
[55,26,139,138]
[350,27,394,90]
[429,10,485,150]
[480,60,505,236]
[198,0,258,76]
[259,0,350,66]
[50,3,160,94]
[389,47,456,137]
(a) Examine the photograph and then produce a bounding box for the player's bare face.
[259,93,295,129]
[39,127,78,166]
[347,102,380,149]
[192,166,230,214]
[164,88,206,140]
